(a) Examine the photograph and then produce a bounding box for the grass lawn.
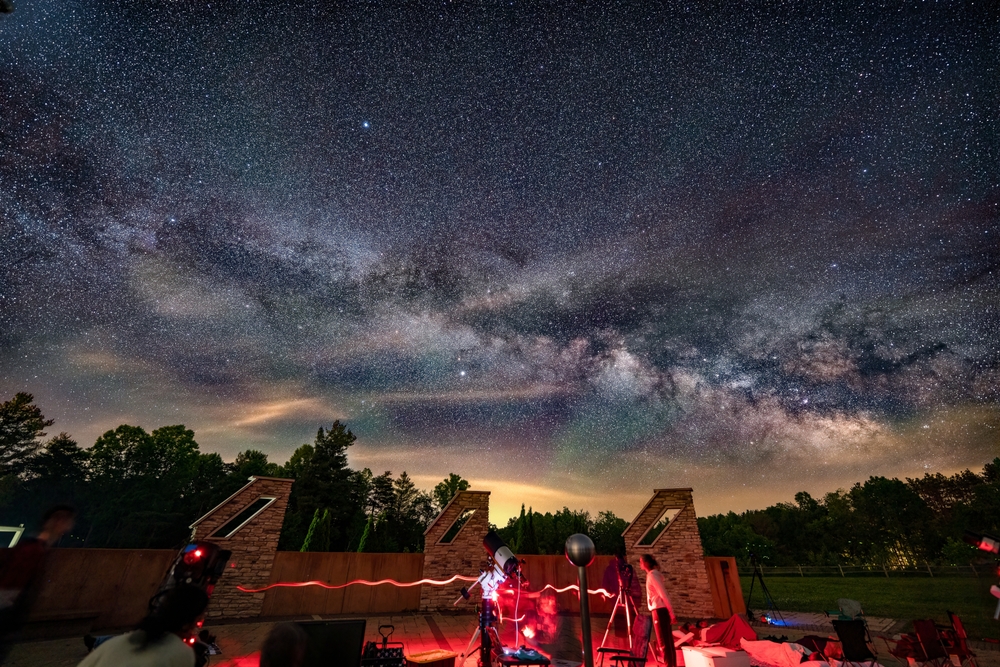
[740,575,1000,643]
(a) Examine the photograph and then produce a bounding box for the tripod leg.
[624,593,634,650]
[601,592,622,649]
[460,626,481,665]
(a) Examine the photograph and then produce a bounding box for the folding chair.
[597,614,654,667]
[832,619,878,667]
[912,619,950,667]
[944,612,979,667]
[826,598,865,621]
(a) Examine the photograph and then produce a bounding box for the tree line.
[8,392,993,564]
[698,460,1000,567]
[0,393,631,554]
[0,393,463,551]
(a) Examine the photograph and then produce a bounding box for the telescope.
[962,530,1000,555]
[456,530,521,603]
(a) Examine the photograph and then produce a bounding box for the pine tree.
[301,508,322,552]
[513,504,527,553]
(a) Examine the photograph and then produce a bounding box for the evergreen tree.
[433,473,470,510]
[0,393,53,477]
[281,422,363,551]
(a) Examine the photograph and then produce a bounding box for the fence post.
[798,565,803,577]
[926,562,933,577]
[970,563,977,577]
[882,563,889,578]
[838,564,844,577]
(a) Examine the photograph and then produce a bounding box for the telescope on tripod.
[600,555,640,651]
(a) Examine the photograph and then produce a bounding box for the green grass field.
[740,575,1000,643]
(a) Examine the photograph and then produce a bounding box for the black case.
[361,624,405,667]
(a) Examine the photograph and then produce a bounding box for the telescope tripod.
[460,598,503,667]
[745,553,783,625]
[600,587,639,651]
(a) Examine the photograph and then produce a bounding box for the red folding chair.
[943,612,978,667]
[912,619,950,667]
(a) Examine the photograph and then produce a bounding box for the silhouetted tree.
[0,393,53,477]
[433,472,470,510]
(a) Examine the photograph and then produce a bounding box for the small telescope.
[963,530,1000,555]
[456,530,521,603]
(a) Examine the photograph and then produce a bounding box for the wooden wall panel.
[518,554,617,615]
[259,552,424,617]
[27,548,176,630]
[704,556,744,618]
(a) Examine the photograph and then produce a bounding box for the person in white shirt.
[640,554,677,667]
[78,585,209,667]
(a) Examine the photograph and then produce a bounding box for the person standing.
[0,505,76,661]
[640,554,677,667]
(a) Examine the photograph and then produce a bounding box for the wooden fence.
[24,549,735,634]
[29,548,176,630]
[259,551,425,617]
[260,554,619,617]
[518,554,618,615]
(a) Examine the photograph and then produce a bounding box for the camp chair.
[832,619,878,667]
[912,619,950,667]
[598,614,654,666]
[943,612,978,667]
[826,598,865,621]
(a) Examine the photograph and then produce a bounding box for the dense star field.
[1,1,997,521]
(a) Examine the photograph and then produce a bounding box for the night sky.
[2,1,998,522]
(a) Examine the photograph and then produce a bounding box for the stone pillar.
[419,490,491,612]
[622,488,714,618]
[189,476,293,620]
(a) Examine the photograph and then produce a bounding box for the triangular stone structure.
[190,476,293,619]
[419,490,491,611]
[622,488,714,618]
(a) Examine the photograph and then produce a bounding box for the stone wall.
[622,488,715,619]
[190,476,293,620]
[419,490,491,611]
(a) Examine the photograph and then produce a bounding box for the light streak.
[538,584,615,598]
[237,573,478,594]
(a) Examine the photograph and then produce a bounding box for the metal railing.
[736,564,984,577]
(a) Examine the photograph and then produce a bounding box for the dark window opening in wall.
[439,508,476,543]
[636,507,681,546]
[210,496,276,539]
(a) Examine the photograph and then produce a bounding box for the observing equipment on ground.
[600,555,639,652]
[744,552,784,626]
[456,530,537,666]
[963,530,1000,555]
[158,541,232,597]
[155,541,231,667]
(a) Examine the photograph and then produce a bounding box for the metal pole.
[566,534,596,667]
[578,564,595,667]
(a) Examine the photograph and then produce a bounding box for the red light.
[183,547,206,566]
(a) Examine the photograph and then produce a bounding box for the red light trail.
[537,583,614,598]
[237,573,479,594]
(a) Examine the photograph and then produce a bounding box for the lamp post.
[565,533,596,667]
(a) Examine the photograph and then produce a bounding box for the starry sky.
[1,1,998,522]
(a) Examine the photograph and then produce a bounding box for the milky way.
[1,1,998,520]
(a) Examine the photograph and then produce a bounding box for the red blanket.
[705,614,758,650]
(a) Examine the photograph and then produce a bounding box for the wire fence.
[736,564,987,578]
